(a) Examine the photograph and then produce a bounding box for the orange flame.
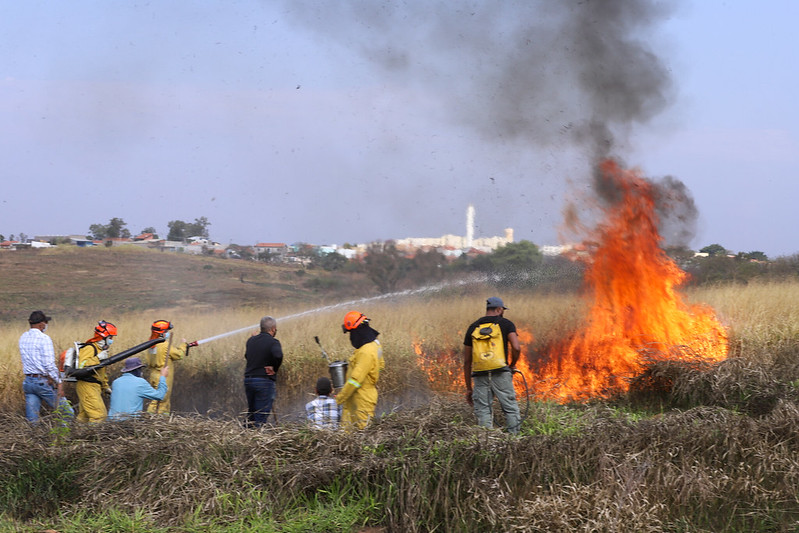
[413,338,466,392]
[414,160,727,404]
[414,328,538,398]
[534,159,728,402]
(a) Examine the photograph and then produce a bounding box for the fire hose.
[511,368,531,433]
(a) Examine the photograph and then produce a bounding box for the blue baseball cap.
[486,297,508,309]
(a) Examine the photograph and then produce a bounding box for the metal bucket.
[328,360,348,389]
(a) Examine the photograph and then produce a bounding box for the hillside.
[0,245,372,323]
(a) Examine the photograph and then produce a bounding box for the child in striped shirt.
[305,377,341,429]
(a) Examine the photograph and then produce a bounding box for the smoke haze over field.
[1,1,797,256]
[285,1,674,149]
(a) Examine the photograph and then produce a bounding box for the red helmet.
[151,320,173,337]
[94,320,118,338]
[342,311,368,333]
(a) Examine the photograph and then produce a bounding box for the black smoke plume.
[282,0,694,242]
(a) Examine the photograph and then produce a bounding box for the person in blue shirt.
[108,357,168,420]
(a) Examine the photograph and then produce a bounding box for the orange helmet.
[91,320,117,341]
[342,311,368,333]
[96,320,118,338]
[151,320,173,338]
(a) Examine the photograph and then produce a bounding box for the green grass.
[1,492,382,533]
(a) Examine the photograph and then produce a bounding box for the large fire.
[414,159,728,403]
[534,159,728,401]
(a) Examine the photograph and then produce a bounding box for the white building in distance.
[395,228,514,253]
[394,204,513,254]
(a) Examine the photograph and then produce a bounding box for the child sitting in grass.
[305,377,341,430]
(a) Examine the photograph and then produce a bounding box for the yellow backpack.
[471,321,507,372]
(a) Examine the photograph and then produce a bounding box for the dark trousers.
[244,377,276,427]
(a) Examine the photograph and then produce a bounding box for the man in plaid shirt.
[19,310,73,423]
[305,377,341,429]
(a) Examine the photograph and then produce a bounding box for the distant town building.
[318,244,359,260]
[253,243,289,260]
[395,228,514,254]
[392,205,514,254]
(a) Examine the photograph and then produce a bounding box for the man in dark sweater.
[243,316,283,428]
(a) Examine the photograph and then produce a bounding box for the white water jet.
[193,275,486,346]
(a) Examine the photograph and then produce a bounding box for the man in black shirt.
[244,316,283,427]
[463,297,521,434]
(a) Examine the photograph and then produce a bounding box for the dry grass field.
[2,246,799,531]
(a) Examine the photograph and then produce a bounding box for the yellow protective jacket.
[76,341,108,422]
[144,340,187,369]
[76,342,109,389]
[336,340,384,430]
[145,341,187,414]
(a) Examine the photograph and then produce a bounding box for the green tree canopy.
[166,220,187,241]
[699,243,727,257]
[468,240,543,273]
[317,251,348,271]
[740,251,768,261]
[186,216,211,239]
[491,240,543,270]
[140,226,159,238]
[88,218,130,240]
[167,217,211,242]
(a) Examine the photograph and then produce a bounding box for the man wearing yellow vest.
[75,321,117,423]
[144,320,188,414]
[463,297,521,434]
[337,311,384,430]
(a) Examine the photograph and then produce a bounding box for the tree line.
[309,240,799,295]
[87,217,211,242]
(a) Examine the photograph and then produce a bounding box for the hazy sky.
[1,1,797,257]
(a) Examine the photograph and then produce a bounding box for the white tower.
[466,204,475,249]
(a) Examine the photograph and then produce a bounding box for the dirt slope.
[0,246,368,322]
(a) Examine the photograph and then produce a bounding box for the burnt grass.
[3,354,799,532]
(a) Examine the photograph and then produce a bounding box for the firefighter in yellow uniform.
[336,311,384,430]
[144,320,188,414]
[75,321,117,423]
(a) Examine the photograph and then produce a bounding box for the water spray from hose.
[187,277,484,347]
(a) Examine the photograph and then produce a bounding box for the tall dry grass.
[3,397,799,531]
[3,279,799,421]
[690,280,799,361]
[0,284,586,419]
[4,280,799,530]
